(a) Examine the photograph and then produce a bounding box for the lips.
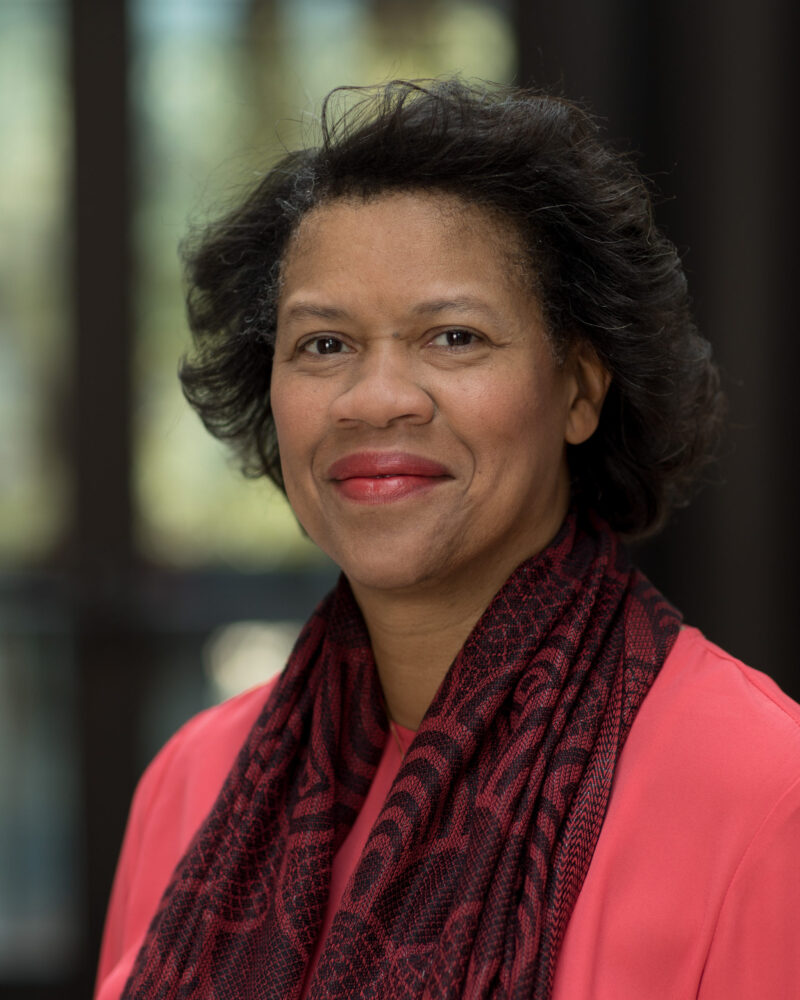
[326,451,452,504]
[327,452,451,480]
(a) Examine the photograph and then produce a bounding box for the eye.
[429,328,481,348]
[300,335,352,356]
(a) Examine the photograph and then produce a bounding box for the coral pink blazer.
[96,628,800,998]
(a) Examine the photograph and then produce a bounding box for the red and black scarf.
[123,512,680,999]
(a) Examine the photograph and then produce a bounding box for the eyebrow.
[281,302,353,323]
[281,295,500,324]
[410,296,499,319]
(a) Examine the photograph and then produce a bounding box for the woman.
[96,81,800,999]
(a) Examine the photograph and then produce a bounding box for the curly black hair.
[179,78,724,539]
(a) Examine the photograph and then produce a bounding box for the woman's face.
[271,192,594,596]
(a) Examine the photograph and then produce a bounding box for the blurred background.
[1,0,797,996]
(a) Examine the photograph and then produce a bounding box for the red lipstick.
[326,451,452,504]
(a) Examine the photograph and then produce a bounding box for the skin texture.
[271,193,609,728]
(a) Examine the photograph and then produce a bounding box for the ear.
[564,342,611,446]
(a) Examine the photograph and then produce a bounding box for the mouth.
[326,451,453,504]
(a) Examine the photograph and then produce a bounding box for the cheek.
[269,379,306,481]
[269,375,332,510]
[459,374,565,453]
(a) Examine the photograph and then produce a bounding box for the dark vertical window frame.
[68,0,148,995]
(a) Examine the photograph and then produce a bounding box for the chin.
[339,557,440,595]
[327,536,454,595]
[348,573,419,595]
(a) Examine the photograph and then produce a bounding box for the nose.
[328,347,435,428]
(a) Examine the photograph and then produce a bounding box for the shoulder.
[133,677,280,835]
[650,629,800,997]
[632,626,800,802]
[657,624,800,730]
[161,674,280,754]
[95,677,280,999]
[145,677,280,778]
[614,625,800,860]
[554,628,800,999]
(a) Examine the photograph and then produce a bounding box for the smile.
[326,452,452,504]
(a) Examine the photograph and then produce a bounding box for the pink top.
[95,627,800,999]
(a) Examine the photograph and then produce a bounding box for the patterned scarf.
[123,511,680,999]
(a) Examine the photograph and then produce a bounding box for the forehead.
[280,191,526,286]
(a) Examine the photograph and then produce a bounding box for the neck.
[347,494,572,730]
[349,560,522,731]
